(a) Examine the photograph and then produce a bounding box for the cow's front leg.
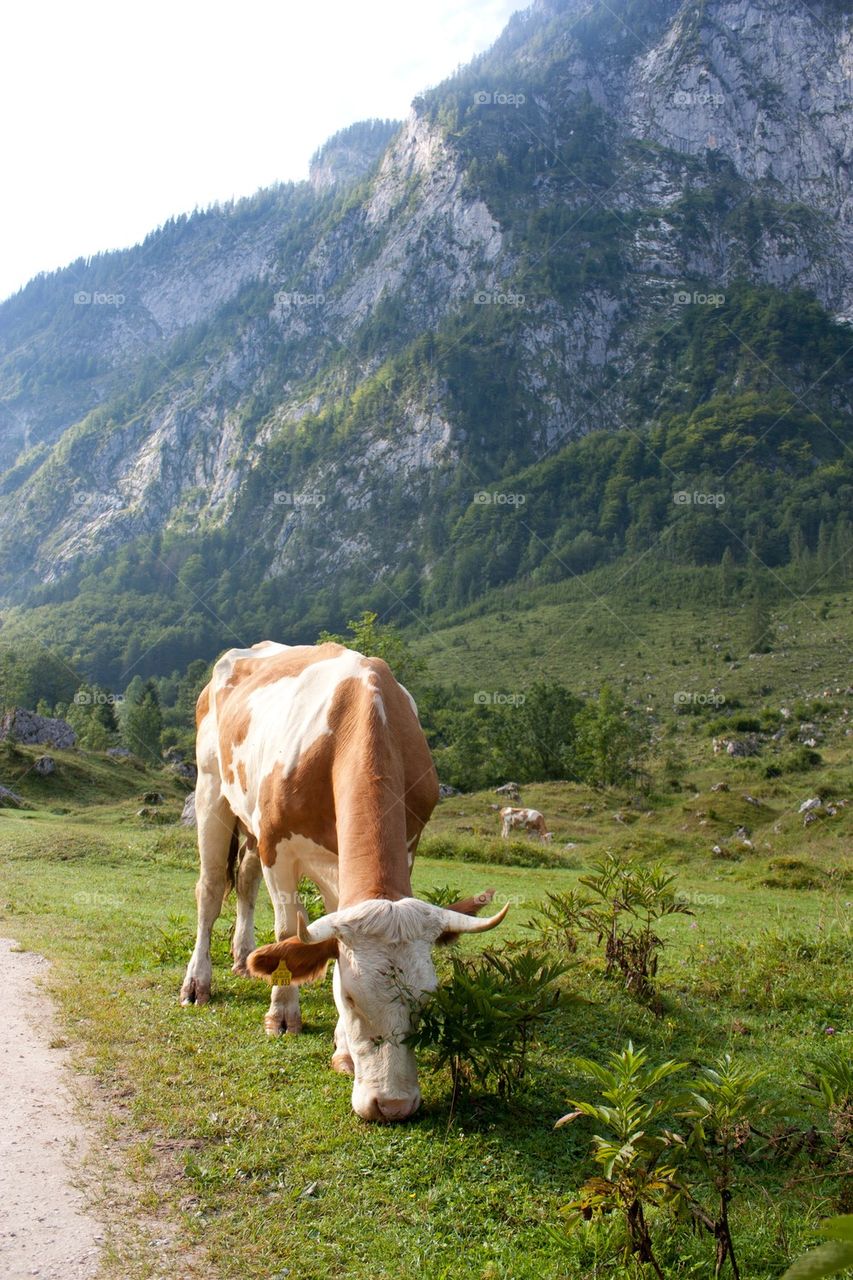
[331,1014,354,1075]
[260,848,304,1035]
[330,964,354,1074]
[265,983,303,1036]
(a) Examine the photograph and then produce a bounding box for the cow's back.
[196,642,437,884]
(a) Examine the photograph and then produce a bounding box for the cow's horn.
[443,901,510,933]
[296,911,338,943]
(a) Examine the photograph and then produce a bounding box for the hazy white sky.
[0,0,524,301]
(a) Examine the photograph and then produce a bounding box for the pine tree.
[744,574,774,654]
[122,679,163,762]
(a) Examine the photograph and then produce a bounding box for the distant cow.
[500,806,552,842]
[180,641,508,1122]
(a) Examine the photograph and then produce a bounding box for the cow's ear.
[247,936,338,985]
[437,888,496,945]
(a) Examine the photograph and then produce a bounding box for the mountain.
[1,0,851,688]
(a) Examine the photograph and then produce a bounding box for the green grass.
[412,569,853,713]
[0,760,850,1279]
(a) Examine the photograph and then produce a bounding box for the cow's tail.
[222,824,243,909]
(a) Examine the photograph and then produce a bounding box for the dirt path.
[0,936,103,1280]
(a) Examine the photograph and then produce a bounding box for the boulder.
[494,782,521,801]
[725,735,761,757]
[170,761,197,783]
[180,792,197,827]
[137,807,175,824]
[142,791,166,805]
[34,756,55,776]
[0,708,75,750]
[799,797,822,814]
[0,785,24,808]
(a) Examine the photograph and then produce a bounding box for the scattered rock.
[494,782,521,801]
[438,783,459,799]
[743,794,761,806]
[0,709,76,750]
[710,781,729,792]
[170,761,197,783]
[33,756,55,777]
[142,791,166,805]
[735,825,751,840]
[180,793,197,827]
[107,746,132,759]
[0,785,25,808]
[803,810,820,827]
[799,797,822,814]
[726,735,761,757]
[137,807,175,824]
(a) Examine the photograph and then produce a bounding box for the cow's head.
[247,892,507,1122]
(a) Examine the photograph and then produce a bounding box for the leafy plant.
[409,945,567,1103]
[676,1053,769,1279]
[421,883,466,908]
[534,853,692,1004]
[529,889,587,953]
[802,1044,853,1209]
[556,1042,689,1278]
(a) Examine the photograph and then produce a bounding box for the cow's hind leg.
[180,778,235,1006]
[260,852,304,1036]
[231,842,262,976]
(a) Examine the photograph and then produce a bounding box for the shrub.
[409,945,567,1102]
[535,853,692,1004]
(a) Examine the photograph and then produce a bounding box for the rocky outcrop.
[0,0,850,602]
[0,710,76,750]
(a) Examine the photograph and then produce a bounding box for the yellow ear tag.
[268,960,291,986]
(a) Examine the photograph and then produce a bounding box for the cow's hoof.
[180,979,210,1006]
[331,1052,355,1076]
[264,1014,303,1036]
[231,959,250,977]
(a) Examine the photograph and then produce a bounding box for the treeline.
[0,614,652,791]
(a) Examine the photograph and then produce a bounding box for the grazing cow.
[180,641,507,1122]
[500,806,552,842]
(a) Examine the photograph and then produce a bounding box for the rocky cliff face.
[0,0,850,605]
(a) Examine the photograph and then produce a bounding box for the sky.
[0,0,524,302]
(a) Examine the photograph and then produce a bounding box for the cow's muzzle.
[354,1089,421,1123]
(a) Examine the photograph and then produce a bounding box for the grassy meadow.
[0,680,850,1280]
